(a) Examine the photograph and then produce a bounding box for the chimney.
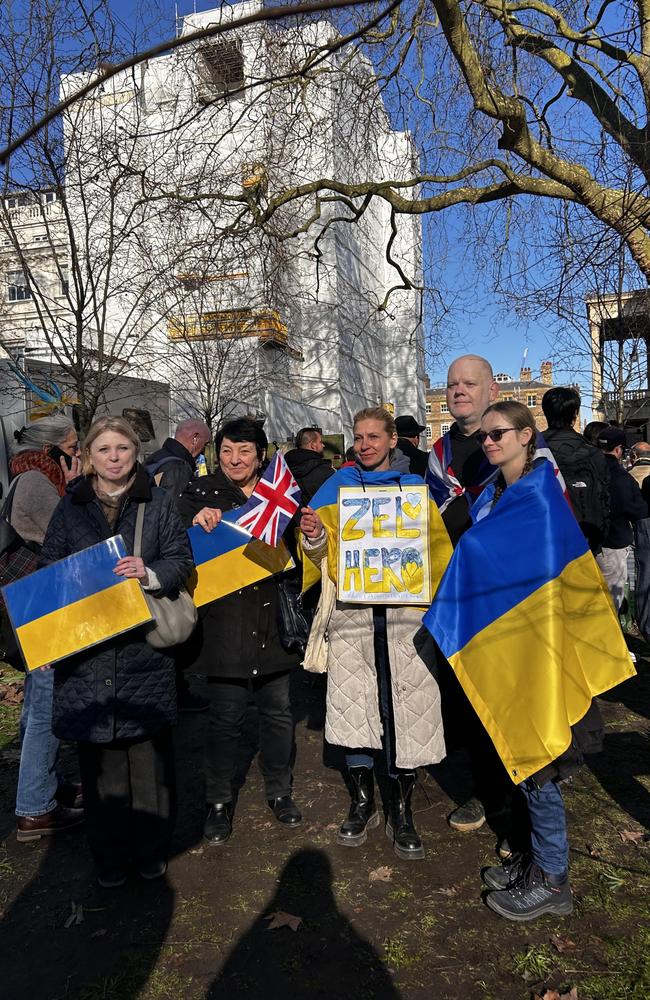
[540,361,553,385]
[520,366,532,382]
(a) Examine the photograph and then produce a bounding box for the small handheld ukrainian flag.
[2,536,152,672]
[423,461,635,784]
[188,514,293,608]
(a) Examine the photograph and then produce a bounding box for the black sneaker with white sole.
[486,862,573,921]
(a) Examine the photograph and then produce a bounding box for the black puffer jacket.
[176,470,298,679]
[41,467,194,742]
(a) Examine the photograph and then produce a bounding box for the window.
[502,394,512,402]
[7,270,30,301]
[426,425,432,440]
[527,393,537,407]
[440,401,449,413]
[197,40,244,103]
[441,423,451,434]
[60,272,70,296]
[425,401,431,415]
[42,191,57,204]
[5,194,29,210]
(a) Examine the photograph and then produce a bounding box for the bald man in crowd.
[147,419,212,497]
[425,354,520,848]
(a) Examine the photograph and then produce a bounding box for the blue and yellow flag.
[2,537,152,672]
[423,461,635,784]
[302,466,453,597]
[188,515,293,608]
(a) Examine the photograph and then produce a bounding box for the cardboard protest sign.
[336,484,431,604]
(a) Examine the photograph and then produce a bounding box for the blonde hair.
[353,407,397,438]
[82,416,140,475]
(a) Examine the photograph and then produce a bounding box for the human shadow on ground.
[207,847,401,1000]
[585,657,650,831]
[0,704,207,1000]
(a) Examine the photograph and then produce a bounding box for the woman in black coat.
[177,417,300,846]
[41,417,193,887]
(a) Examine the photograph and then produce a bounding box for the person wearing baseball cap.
[596,425,648,609]
[395,414,428,477]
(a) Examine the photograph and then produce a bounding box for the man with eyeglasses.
[426,355,516,844]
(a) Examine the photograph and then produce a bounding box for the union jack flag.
[234,451,301,547]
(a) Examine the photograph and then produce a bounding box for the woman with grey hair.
[7,414,84,842]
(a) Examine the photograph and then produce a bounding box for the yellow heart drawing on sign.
[402,500,422,520]
[402,560,423,594]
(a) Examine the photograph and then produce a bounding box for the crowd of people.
[0,354,643,923]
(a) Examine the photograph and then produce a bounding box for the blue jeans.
[345,610,406,779]
[15,669,60,817]
[520,779,568,877]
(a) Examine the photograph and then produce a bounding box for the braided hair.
[482,401,537,507]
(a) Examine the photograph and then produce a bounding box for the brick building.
[424,362,554,444]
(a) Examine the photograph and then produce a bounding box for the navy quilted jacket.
[41,466,193,742]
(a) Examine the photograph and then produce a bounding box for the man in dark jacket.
[146,419,211,498]
[146,418,211,713]
[542,387,610,553]
[285,428,334,505]
[596,425,648,609]
[395,415,429,477]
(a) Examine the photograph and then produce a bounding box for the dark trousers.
[205,670,294,803]
[77,729,176,872]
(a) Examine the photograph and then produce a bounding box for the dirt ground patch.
[0,647,649,1000]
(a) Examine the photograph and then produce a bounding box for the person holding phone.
[9,415,83,841]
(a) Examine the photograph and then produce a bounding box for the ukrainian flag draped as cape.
[302,465,453,596]
[423,461,635,784]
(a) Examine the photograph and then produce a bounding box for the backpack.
[550,438,610,550]
[145,455,186,487]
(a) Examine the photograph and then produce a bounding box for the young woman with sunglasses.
[467,401,594,920]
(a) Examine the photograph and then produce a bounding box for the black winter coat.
[603,454,648,548]
[176,470,298,679]
[146,437,195,499]
[284,448,334,505]
[41,466,194,743]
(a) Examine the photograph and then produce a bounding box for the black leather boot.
[386,773,425,860]
[204,802,232,846]
[337,766,380,846]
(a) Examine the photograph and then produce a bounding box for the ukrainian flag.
[2,537,152,672]
[302,466,452,595]
[188,514,293,608]
[423,461,635,784]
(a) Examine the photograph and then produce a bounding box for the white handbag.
[134,502,198,649]
[303,558,335,673]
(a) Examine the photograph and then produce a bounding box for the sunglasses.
[476,427,516,444]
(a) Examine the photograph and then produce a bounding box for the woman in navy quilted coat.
[41,417,193,888]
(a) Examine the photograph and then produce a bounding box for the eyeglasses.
[476,428,516,444]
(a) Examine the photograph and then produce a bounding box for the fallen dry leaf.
[0,684,24,705]
[265,910,302,932]
[369,866,393,883]
[550,934,577,953]
[437,884,461,897]
[586,843,601,858]
[618,829,646,844]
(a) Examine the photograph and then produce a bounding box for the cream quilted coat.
[302,535,446,771]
